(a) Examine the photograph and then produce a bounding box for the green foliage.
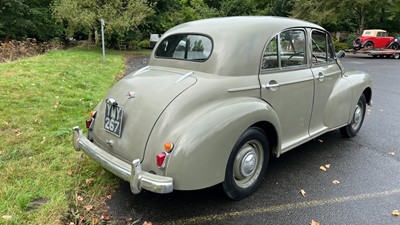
[291,0,400,33]
[52,0,154,40]
[0,0,63,41]
[220,0,257,16]
[333,38,350,51]
[0,48,127,224]
[138,39,150,48]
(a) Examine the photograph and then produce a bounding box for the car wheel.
[363,41,374,49]
[340,94,366,138]
[394,53,399,59]
[222,127,269,200]
[389,42,399,50]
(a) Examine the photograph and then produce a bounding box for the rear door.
[259,28,314,152]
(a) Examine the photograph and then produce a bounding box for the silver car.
[73,16,372,200]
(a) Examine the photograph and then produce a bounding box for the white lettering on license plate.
[104,104,123,137]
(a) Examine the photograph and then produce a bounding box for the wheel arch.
[250,121,278,157]
[363,87,372,106]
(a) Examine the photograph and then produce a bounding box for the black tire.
[363,41,374,49]
[222,127,269,200]
[389,42,399,50]
[340,94,366,138]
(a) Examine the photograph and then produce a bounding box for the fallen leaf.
[2,215,12,220]
[310,220,320,225]
[67,170,73,176]
[89,102,94,107]
[325,164,331,169]
[85,205,93,211]
[34,118,41,124]
[389,152,395,156]
[0,150,4,155]
[85,178,94,185]
[15,129,22,136]
[77,196,83,201]
[320,166,327,171]
[40,137,46,144]
[106,195,112,200]
[332,180,341,185]
[143,222,153,225]
[392,210,400,216]
[300,189,306,197]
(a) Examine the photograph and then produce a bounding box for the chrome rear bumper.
[72,126,173,194]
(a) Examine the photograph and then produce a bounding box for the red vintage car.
[353,29,395,50]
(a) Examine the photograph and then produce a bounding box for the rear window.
[155,34,212,61]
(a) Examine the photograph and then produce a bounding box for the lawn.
[0,48,150,224]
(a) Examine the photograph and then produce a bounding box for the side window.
[261,29,306,70]
[377,32,386,37]
[311,31,334,64]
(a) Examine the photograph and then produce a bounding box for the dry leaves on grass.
[85,178,94,185]
[2,215,12,220]
[143,221,153,225]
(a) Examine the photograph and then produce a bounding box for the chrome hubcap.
[351,101,364,130]
[233,140,264,188]
[240,151,257,177]
[354,106,362,124]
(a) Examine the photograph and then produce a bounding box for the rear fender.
[165,98,281,190]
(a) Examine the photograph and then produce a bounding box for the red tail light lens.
[157,152,167,168]
[86,118,93,128]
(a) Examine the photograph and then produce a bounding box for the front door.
[308,30,349,136]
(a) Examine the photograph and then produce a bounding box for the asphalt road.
[108,55,400,225]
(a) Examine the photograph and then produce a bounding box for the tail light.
[86,110,97,129]
[157,142,174,168]
[157,152,167,168]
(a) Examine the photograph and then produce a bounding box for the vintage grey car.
[72,16,372,200]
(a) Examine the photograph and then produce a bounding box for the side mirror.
[336,50,345,58]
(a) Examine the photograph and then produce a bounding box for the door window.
[311,31,334,64]
[262,29,306,70]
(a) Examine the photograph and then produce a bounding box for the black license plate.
[104,103,123,137]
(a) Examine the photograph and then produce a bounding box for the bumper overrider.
[72,126,173,194]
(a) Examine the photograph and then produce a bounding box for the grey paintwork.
[73,16,372,193]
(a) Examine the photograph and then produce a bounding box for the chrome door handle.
[262,83,280,89]
[318,72,324,81]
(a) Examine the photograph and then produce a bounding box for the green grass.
[0,47,151,224]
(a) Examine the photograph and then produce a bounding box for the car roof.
[150,16,325,76]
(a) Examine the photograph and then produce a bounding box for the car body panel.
[90,67,196,163]
[73,16,372,195]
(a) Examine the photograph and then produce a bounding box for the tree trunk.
[95,29,99,46]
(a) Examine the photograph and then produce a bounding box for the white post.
[101,19,106,63]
